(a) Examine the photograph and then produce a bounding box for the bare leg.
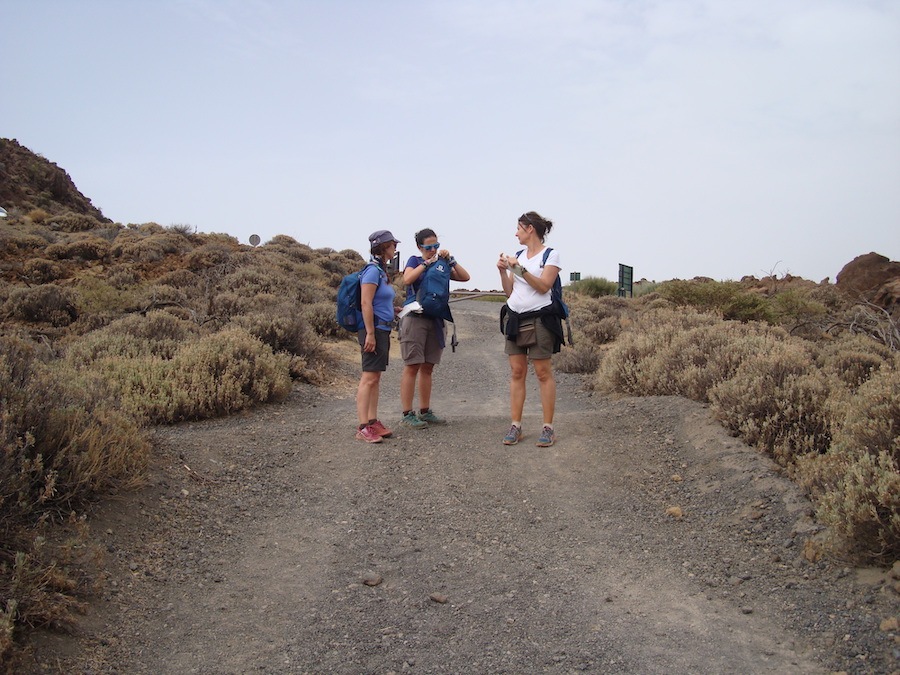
[418,362,435,409]
[400,364,420,411]
[532,358,556,425]
[508,354,528,422]
[357,371,381,425]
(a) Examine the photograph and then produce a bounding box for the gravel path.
[29,301,899,674]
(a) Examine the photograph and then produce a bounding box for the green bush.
[658,279,775,322]
[567,276,618,298]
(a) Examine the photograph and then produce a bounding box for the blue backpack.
[411,258,459,351]
[516,247,574,346]
[336,262,380,332]
[416,259,453,322]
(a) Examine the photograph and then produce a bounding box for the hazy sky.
[3,0,898,290]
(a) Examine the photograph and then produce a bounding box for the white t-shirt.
[507,247,562,313]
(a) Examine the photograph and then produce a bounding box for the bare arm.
[360,282,377,352]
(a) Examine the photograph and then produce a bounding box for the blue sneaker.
[536,425,556,447]
[417,409,446,425]
[401,411,428,430]
[502,424,522,445]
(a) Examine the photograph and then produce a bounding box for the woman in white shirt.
[496,211,564,448]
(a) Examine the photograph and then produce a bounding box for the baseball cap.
[368,230,400,246]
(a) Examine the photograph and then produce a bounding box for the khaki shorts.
[400,314,444,365]
[504,317,554,360]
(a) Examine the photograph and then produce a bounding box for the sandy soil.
[26,300,900,674]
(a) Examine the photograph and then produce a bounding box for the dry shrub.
[2,284,78,326]
[303,301,342,338]
[26,208,50,223]
[830,368,900,465]
[137,284,189,313]
[167,328,291,421]
[22,258,66,283]
[65,311,198,363]
[554,343,601,374]
[317,251,361,279]
[817,334,895,391]
[186,243,234,271]
[234,309,323,362]
[0,229,51,256]
[72,276,141,317]
[581,317,622,345]
[46,212,103,233]
[131,222,165,235]
[709,342,831,466]
[641,323,788,402]
[799,447,900,563]
[155,268,201,290]
[96,328,291,424]
[1,334,150,657]
[111,232,191,263]
[594,308,720,395]
[44,236,110,261]
[570,296,632,345]
[263,236,316,263]
[106,265,142,289]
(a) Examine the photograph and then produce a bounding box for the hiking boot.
[400,411,428,430]
[417,409,446,425]
[356,425,384,443]
[536,425,556,447]
[369,419,393,438]
[502,424,522,445]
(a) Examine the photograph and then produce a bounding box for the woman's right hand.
[363,331,376,352]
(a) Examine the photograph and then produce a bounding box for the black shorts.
[358,328,391,372]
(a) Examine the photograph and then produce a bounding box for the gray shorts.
[358,328,391,372]
[400,314,444,365]
[504,317,554,360]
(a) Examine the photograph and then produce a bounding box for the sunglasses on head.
[519,213,535,227]
[421,242,440,251]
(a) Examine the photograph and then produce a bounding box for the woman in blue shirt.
[356,230,399,443]
[399,228,470,429]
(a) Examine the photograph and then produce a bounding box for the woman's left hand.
[438,249,451,259]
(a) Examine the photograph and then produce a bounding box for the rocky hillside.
[0,138,108,221]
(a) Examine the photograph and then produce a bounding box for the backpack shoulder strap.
[541,247,552,267]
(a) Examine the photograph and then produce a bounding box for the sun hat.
[368,230,400,247]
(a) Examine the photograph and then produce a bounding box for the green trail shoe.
[400,411,428,430]
[417,409,446,425]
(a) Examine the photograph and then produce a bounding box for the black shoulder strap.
[541,247,552,267]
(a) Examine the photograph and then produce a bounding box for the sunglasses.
[421,242,440,251]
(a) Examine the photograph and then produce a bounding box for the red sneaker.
[356,425,383,443]
[369,419,393,438]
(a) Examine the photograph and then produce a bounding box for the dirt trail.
[30,301,899,674]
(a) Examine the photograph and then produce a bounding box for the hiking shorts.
[358,328,391,372]
[504,317,554,360]
[400,314,443,365]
